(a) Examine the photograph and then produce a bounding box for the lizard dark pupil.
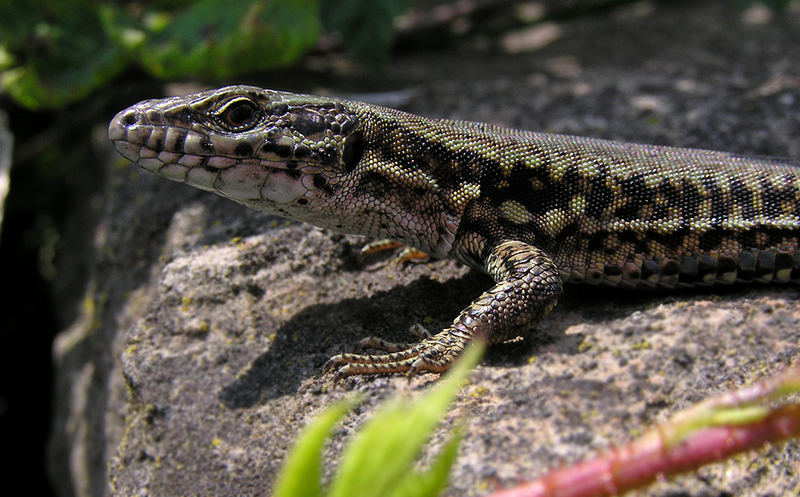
[226,103,254,126]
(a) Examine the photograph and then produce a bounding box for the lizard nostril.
[122,111,139,126]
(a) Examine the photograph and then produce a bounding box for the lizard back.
[349,103,800,288]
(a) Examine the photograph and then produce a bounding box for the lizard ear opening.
[342,131,364,172]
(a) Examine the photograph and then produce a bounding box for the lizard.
[108,85,800,379]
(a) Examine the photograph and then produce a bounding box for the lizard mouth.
[109,106,319,205]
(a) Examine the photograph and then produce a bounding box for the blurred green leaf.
[0,0,322,109]
[387,429,463,497]
[0,0,129,109]
[136,0,320,79]
[273,398,357,497]
[321,0,411,73]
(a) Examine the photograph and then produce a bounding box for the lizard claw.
[408,323,432,339]
[358,239,430,268]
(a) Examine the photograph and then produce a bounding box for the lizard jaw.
[109,107,315,206]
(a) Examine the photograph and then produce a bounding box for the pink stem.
[490,405,800,497]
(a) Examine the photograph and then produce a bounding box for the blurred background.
[0,1,796,496]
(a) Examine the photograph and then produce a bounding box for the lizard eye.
[217,98,260,131]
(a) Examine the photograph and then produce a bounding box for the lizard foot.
[358,239,430,267]
[324,328,466,380]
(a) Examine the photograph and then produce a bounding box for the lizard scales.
[109,85,800,377]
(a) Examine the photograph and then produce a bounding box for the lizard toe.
[333,357,418,380]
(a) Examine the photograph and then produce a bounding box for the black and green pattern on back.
[353,103,800,288]
[109,86,799,377]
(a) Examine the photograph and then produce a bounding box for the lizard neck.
[314,104,481,258]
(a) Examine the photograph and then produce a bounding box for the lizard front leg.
[325,240,563,378]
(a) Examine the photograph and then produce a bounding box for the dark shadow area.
[219,270,490,406]
[213,265,770,407]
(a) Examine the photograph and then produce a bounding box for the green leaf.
[0,0,129,109]
[328,344,483,497]
[273,398,357,497]
[388,429,464,497]
[138,0,320,79]
[0,0,322,109]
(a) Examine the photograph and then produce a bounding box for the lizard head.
[108,85,367,224]
[110,85,456,255]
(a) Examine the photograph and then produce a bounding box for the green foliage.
[385,432,463,497]
[272,399,356,497]
[0,0,130,109]
[273,344,484,497]
[0,0,321,110]
[131,0,320,79]
[321,0,411,73]
[0,0,410,109]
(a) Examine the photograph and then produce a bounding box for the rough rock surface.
[52,2,800,496]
